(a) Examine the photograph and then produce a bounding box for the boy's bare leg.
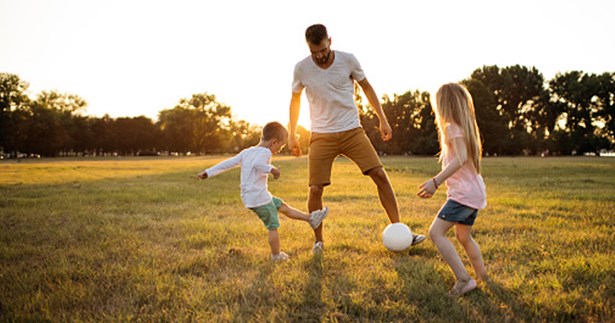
[278,203,309,221]
[269,229,281,255]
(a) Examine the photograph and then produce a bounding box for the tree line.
[1,65,613,158]
[361,65,614,156]
[0,75,264,157]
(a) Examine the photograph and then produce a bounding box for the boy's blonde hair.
[433,83,482,173]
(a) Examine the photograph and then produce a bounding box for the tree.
[70,115,96,156]
[463,78,509,156]
[90,115,115,155]
[110,116,159,155]
[358,84,436,155]
[465,65,548,155]
[549,71,615,154]
[408,91,439,156]
[35,90,87,114]
[380,90,435,155]
[158,107,193,153]
[223,119,260,153]
[592,72,615,148]
[158,93,232,154]
[3,69,610,157]
[20,104,68,156]
[0,73,30,155]
[18,91,88,156]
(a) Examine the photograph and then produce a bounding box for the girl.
[417,83,488,296]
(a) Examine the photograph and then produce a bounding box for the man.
[288,24,425,253]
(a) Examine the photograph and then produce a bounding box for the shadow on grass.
[476,279,535,321]
[227,250,329,321]
[231,258,276,321]
[292,254,325,321]
[393,253,535,321]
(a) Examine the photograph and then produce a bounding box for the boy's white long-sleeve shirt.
[204,146,274,208]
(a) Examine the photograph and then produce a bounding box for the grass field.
[0,156,613,322]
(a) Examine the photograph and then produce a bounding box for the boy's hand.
[196,171,208,180]
[270,167,280,180]
[417,179,436,199]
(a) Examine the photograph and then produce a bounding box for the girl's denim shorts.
[437,199,478,225]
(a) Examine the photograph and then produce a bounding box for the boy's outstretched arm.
[197,154,243,180]
[196,171,208,180]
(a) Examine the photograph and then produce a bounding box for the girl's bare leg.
[429,218,471,282]
[455,224,488,281]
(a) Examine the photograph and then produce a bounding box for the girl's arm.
[417,137,467,198]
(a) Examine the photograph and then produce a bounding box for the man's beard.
[317,49,331,64]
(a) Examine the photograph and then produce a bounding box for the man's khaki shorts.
[309,127,382,187]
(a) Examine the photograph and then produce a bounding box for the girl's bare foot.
[449,278,477,296]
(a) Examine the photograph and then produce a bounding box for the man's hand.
[196,171,208,180]
[270,167,280,180]
[288,135,302,157]
[379,119,393,142]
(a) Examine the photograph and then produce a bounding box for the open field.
[0,156,613,322]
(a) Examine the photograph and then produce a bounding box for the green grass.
[0,156,613,322]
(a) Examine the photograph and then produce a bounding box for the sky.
[1,0,614,128]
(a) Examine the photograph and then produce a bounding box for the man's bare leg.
[367,167,400,223]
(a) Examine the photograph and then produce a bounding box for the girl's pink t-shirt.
[442,123,487,210]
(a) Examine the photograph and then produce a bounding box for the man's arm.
[357,77,392,142]
[288,91,303,156]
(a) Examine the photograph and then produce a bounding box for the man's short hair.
[305,24,328,45]
[262,122,288,141]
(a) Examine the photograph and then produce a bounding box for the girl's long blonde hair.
[434,83,482,173]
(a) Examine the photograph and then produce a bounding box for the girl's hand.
[417,179,437,198]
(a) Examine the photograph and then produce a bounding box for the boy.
[197,121,329,261]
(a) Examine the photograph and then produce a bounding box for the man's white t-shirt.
[204,146,274,208]
[292,50,366,133]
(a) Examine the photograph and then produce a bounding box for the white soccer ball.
[382,222,413,252]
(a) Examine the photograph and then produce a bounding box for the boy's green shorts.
[249,197,283,230]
